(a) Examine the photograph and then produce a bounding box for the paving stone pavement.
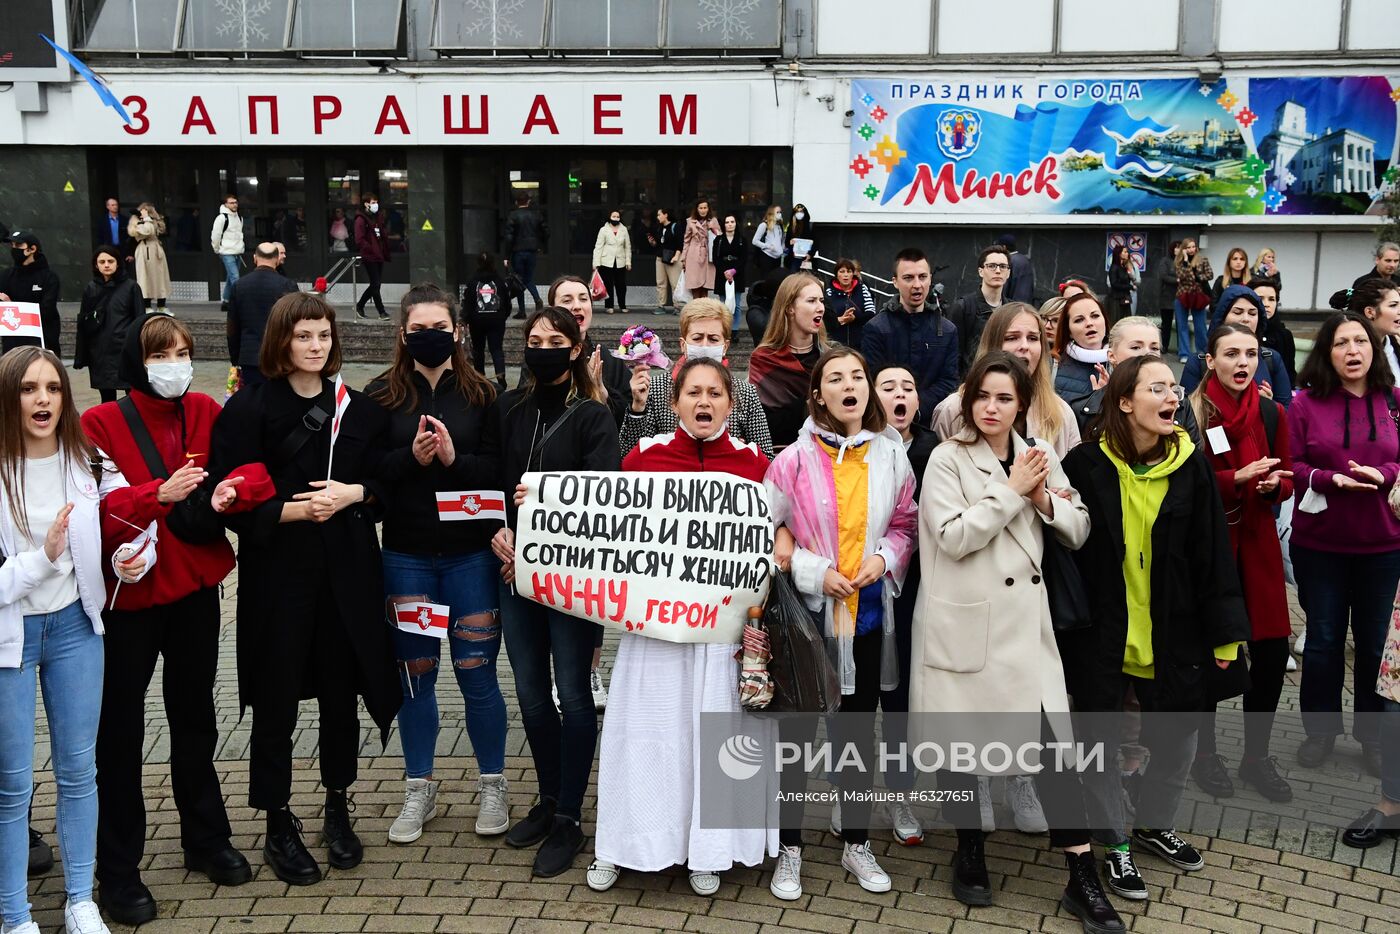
[18,363,1399,933]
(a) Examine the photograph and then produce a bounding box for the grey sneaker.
[769,844,803,900]
[977,776,995,832]
[841,841,892,893]
[476,773,510,835]
[388,778,438,844]
[884,799,924,845]
[1005,775,1048,834]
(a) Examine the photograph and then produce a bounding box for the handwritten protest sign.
[515,471,774,644]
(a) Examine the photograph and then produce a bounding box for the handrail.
[809,254,896,300]
[321,255,362,289]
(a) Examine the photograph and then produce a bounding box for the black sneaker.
[321,789,363,870]
[1133,828,1204,871]
[1102,847,1147,900]
[1238,756,1293,803]
[1062,850,1126,933]
[505,798,556,848]
[1190,753,1235,798]
[1296,734,1334,768]
[533,816,585,878]
[951,831,992,906]
[27,827,52,876]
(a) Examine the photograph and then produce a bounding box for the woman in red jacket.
[354,191,392,319]
[80,314,255,925]
[1186,322,1296,803]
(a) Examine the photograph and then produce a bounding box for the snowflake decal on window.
[1235,107,1257,129]
[1216,89,1239,112]
[863,184,881,201]
[856,123,875,141]
[462,0,527,42]
[849,155,874,179]
[696,0,763,45]
[214,0,275,47]
[1262,189,1286,212]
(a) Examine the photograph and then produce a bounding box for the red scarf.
[1203,374,1270,472]
[747,346,812,410]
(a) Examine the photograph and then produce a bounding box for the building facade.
[2,0,1399,310]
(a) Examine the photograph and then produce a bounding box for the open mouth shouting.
[839,393,860,415]
[31,409,52,430]
[1157,402,1177,426]
[892,402,908,421]
[694,410,714,427]
[1230,367,1251,387]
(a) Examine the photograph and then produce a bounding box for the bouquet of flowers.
[611,325,670,368]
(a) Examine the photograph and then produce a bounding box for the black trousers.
[940,712,1093,849]
[1158,303,1175,356]
[356,261,385,315]
[96,587,232,886]
[598,263,628,310]
[1198,636,1290,759]
[780,626,882,847]
[469,319,507,378]
[248,577,360,811]
[97,388,118,404]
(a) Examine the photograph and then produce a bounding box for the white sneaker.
[841,841,892,893]
[389,777,439,844]
[884,798,924,845]
[1286,654,1298,672]
[63,900,111,934]
[1294,631,1306,654]
[586,860,619,891]
[1005,775,1048,834]
[977,776,996,832]
[476,773,510,835]
[829,800,843,837]
[590,668,608,710]
[769,844,803,900]
[5,922,40,934]
[688,869,721,896]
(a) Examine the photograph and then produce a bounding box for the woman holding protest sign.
[763,347,917,900]
[749,273,830,453]
[366,283,512,847]
[586,356,775,896]
[207,292,399,887]
[490,306,621,879]
[619,298,772,459]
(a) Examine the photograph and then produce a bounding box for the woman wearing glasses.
[1061,356,1249,900]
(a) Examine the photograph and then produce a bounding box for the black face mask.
[524,347,573,385]
[404,328,456,368]
[609,219,620,226]
[10,249,26,265]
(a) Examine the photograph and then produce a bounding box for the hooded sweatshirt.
[1180,284,1292,403]
[1101,428,1239,677]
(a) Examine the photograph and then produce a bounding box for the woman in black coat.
[1061,355,1249,900]
[711,213,747,323]
[208,292,399,887]
[462,251,510,386]
[74,244,144,402]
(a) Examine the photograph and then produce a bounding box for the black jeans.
[1198,636,1290,759]
[248,577,360,811]
[940,713,1093,849]
[97,389,118,404]
[779,625,882,847]
[357,261,385,315]
[511,250,543,313]
[881,562,918,792]
[1158,303,1175,356]
[96,587,232,886]
[469,319,507,378]
[598,264,628,310]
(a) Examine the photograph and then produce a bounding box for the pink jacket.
[764,418,918,693]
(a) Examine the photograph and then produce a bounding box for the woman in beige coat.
[127,203,170,310]
[912,352,1122,934]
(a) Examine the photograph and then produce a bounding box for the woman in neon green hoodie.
[1061,355,1250,903]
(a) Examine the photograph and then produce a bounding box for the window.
[288,0,403,51]
[567,159,609,256]
[552,0,661,49]
[432,0,548,50]
[80,0,181,51]
[666,0,781,48]
[378,162,410,254]
[816,0,930,56]
[326,159,360,254]
[180,0,293,52]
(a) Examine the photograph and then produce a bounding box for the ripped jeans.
[384,549,507,778]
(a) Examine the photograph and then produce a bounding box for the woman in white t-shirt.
[0,347,154,934]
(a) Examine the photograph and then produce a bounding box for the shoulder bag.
[117,397,226,545]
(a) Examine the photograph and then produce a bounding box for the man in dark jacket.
[949,244,1009,371]
[503,195,547,318]
[860,248,959,421]
[1354,241,1400,289]
[996,233,1035,303]
[0,230,62,354]
[227,242,297,386]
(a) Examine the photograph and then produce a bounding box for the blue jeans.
[385,549,506,778]
[499,582,599,820]
[1293,544,1400,745]
[1173,299,1206,356]
[510,250,543,313]
[219,254,240,302]
[0,601,103,925]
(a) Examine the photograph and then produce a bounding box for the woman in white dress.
[587,358,778,896]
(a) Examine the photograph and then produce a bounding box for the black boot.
[322,788,363,870]
[1061,850,1125,933]
[185,844,254,886]
[99,878,157,926]
[264,808,320,886]
[506,797,557,848]
[27,827,52,877]
[952,830,992,906]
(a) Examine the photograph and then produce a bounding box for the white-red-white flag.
[435,490,507,522]
[393,601,451,639]
[0,303,45,344]
[328,373,350,446]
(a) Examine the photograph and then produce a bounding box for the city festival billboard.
[847,76,1400,218]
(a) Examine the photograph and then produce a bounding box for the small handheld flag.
[325,374,351,482]
[435,490,507,522]
[393,601,451,639]
[0,303,45,347]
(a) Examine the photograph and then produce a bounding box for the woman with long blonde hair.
[748,272,829,451]
[751,205,785,277]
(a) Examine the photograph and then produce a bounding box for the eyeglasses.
[981,263,1010,272]
[1144,382,1186,402]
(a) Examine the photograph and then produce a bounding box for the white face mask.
[685,343,725,362]
[794,211,806,220]
[146,361,193,399]
[368,202,379,213]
